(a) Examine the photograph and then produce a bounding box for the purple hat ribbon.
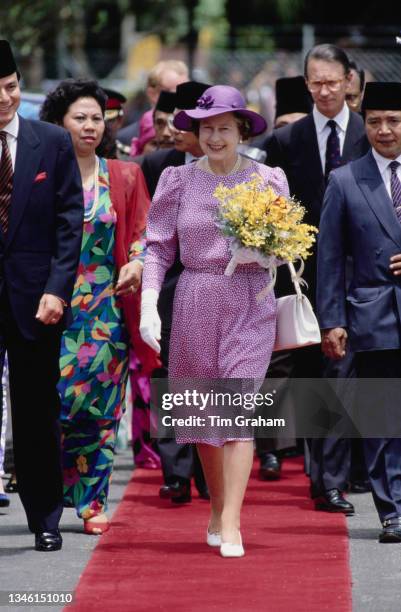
[196,93,242,110]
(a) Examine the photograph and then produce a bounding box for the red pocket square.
[34,171,47,183]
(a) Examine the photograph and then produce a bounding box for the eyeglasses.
[307,79,345,93]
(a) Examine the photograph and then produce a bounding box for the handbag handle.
[287,261,304,299]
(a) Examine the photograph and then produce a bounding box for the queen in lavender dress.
[144,160,288,388]
[141,85,290,556]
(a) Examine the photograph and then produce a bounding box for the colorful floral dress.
[58,157,139,519]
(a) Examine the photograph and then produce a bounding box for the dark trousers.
[0,293,63,532]
[155,324,206,491]
[291,345,355,497]
[355,349,401,522]
[255,350,296,457]
[0,345,5,460]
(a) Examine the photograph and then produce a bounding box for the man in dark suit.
[256,75,313,481]
[141,81,209,504]
[317,82,401,541]
[264,44,369,512]
[0,41,83,550]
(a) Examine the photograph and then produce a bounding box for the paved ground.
[348,489,401,612]
[0,450,133,612]
[1,453,401,611]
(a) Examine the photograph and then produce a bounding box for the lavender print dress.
[142,160,290,445]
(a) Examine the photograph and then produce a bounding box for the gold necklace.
[205,154,242,176]
[83,156,100,223]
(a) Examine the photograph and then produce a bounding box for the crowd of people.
[1,35,401,558]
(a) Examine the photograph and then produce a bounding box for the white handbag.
[273,262,321,352]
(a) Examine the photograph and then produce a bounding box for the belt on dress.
[183,266,266,275]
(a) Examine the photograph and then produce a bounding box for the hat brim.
[174,107,267,137]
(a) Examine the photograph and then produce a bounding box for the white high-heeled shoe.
[220,532,244,558]
[206,529,221,547]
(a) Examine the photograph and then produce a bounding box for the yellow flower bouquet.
[214,173,318,300]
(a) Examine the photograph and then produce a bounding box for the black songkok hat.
[155,91,177,113]
[275,76,312,118]
[0,40,19,79]
[361,82,401,112]
[175,81,211,110]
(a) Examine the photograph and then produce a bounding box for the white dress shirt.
[185,151,200,164]
[0,112,19,170]
[313,104,350,172]
[372,149,401,200]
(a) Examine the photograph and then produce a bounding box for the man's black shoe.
[4,475,18,494]
[0,493,10,507]
[314,489,355,515]
[35,530,62,552]
[349,479,371,494]
[379,517,401,543]
[159,480,191,504]
[197,486,210,500]
[259,453,281,481]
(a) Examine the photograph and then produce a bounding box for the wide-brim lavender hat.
[173,85,267,137]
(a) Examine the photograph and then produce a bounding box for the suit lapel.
[356,150,401,249]
[169,149,185,167]
[342,112,365,162]
[6,116,41,247]
[300,115,325,205]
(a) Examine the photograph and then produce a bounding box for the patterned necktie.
[324,119,342,181]
[0,131,14,233]
[389,160,401,223]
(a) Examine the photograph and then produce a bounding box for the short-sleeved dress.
[142,160,290,445]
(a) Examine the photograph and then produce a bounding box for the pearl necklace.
[205,154,242,176]
[83,156,100,223]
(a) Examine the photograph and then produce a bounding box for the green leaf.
[80,281,92,293]
[81,232,91,251]
[102,344,113,370]
[80,476,101,486]
[92,246,104,256]
[115,342,127,350]
[95,266,111,284]
[69,393,86,418]
[77,326,85,347]
[64,386,75,398]
[65,337,78,354]
[88,406,103,417]
[73,481,84,507]
[76,441,101,455]
[105,384,118,414]
[100,448,114,461]
[89,344,107,374]
[60,352,76,369]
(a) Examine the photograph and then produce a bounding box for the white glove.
[140,288,161,353]
[225,246,276,276]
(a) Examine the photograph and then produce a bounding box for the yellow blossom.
[214,173,318,262]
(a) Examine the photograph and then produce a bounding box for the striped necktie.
[0,131,14,233]
[389,161,401,223]
[325,120,342,181]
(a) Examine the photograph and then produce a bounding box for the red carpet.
[67,458,351,612]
